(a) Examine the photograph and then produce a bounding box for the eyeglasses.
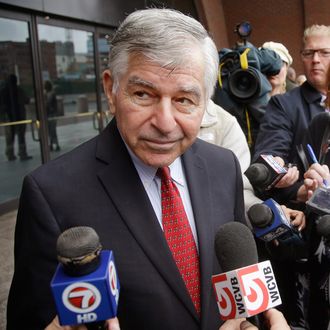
[300,48,330,59]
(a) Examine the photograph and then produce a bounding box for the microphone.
[212,222,281,323]
[306,186,330,216]
[51,226,120,328]
[245,155,287,192]
[247,198,303,244]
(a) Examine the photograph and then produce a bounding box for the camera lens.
[228,68,260,102]
[236,22,252,38]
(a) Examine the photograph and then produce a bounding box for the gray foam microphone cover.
[57,226,102,260]
[214,222,258,273]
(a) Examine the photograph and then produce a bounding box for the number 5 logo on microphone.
[237,264,269,314]
[212,273,236,319]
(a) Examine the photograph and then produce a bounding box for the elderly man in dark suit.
[6,8,289,330]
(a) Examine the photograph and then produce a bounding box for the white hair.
[303,24,330,44]
[108,8,219,100]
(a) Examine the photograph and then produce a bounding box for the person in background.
[44,80,60,152]
[286,66,298,91]
[0,74,32,161]
[253,25,330,206]
[212,38,283,154]
[252,24,330,329]
[7,8,251,330]
[296,74,307,86]
[261,41,293,96]
[199,99,305,232]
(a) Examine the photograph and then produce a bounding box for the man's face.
[302,35,330,93]
[103,52,207,168]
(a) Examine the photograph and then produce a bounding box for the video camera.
[212,22,282,151]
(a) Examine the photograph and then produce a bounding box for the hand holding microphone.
[272,157,299,189]
[46,316,121,330]
[247,199,304,245]
[212,222,282,328]
[238,309,290,330]
[245,155,288,193]
[218,309,289,330]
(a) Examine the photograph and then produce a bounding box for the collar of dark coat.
[301,81,324,105]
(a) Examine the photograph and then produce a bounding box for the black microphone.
[245,155,287,193]
[212,222,282,329]
[51,227,120,329]
[247,199,303,245]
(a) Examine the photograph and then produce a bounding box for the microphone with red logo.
[50,226,120,329]
[212,222,282,328]
[245,155,287,197]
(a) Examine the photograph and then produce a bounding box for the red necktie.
[157,167,201,315]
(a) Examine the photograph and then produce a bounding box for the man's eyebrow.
[178,86,202,100]
[128,76,156,89]
[127,76,202,100]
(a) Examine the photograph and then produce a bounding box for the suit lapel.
[182,142,217,327]
[95,121,200,320]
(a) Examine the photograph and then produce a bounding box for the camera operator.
[261,41,293,96]
[212,22,282,153]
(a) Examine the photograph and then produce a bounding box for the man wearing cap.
[261,41,294,95]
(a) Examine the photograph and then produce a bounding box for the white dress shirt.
[126,146,199,247]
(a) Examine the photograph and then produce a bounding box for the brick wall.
[198,0,330,76]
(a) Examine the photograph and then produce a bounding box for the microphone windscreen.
[247,203,274,228]
[57,226,102,260]
[215,222,258,272]
[316,215,330,239]
[245,163,269,185]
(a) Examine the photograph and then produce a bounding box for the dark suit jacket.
[252,81,324,203]
[7,119,245,330]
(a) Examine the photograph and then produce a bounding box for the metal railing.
[0,110,113,140]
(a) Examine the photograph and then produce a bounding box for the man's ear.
[102,69,116,115]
